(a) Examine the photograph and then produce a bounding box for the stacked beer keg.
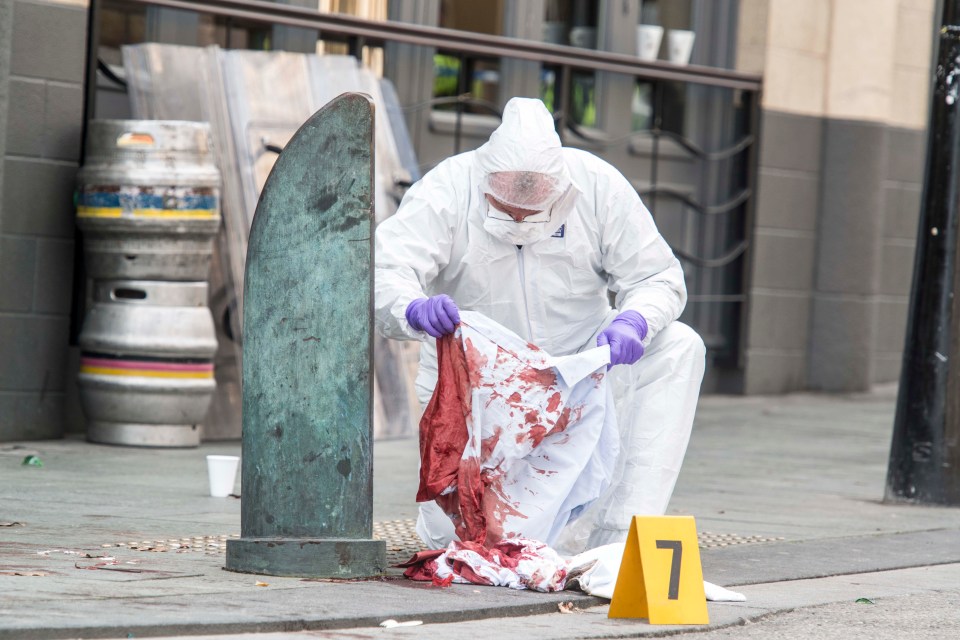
[75,121,221,447]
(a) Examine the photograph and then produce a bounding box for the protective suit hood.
[475,98,570,185]
[475,98,577,245]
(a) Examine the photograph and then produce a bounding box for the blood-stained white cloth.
[416,310,619,548]
[400,538,569,592]
[401,537,745,601]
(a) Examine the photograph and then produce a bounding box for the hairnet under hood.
[474,98,571,189]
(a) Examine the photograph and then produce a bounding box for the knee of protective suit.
[650,321,706,361]
[416,501,457,550]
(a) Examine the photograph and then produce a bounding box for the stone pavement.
[1,384,959,639]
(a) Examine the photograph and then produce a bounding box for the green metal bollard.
[225,93,385,577]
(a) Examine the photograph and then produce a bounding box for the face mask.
[481,186,578,246]
[483,216,556,245]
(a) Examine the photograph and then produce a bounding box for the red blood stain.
[548,404,582,437]
[454,455,486,543]
[447,542,497,585]
[532,466,557,476]
[570,404,585,422]
[545,404,584,441]
[480,427,502,460]
[518,367,557,388]
[545,391,562,414]
[416,334,471,504]
[487,546,517,571]
[590,371,605,388]
[464,337,488,376]
[518,412,548,447]
[508,391,522,404]
[483,480,529,545]
[432,573,455,587]
[398,551,444,581]
[484,389,504,409]
[527,425,547,447]
[526,342,542,352]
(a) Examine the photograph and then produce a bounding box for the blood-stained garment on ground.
[399,538,568,592]
[417,310,618,547]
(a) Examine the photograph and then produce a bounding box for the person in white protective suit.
[374,97,706,555]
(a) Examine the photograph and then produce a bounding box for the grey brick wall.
[873,126,926,384]
[744,109,926,394]
[807,118,889,391]
[743,110,822,394]
[0,0,88,440]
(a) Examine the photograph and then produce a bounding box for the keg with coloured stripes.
[76,120,221,281]
[77,280,218,447]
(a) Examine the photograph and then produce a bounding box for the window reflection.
[541,0,599,126]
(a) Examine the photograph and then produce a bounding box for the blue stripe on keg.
[77,190,219,219]
[80,191,121,208]
[130,192,165,209]
[82,351,214,365]
[181,194,219,209]
[77,191,219,210]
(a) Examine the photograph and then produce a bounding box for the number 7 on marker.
[655,539,683,600]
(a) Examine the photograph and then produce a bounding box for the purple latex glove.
[597,311,648,367]
[405,295,461,338]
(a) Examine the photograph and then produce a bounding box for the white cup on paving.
[207,455,240,497]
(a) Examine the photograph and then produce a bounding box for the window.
[541,0,600,126]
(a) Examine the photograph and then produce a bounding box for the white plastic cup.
[636,25,664,61]
[206,455,240,497]
[667,29,696,65]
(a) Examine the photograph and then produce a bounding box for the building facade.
[0,0,942,441]
[738,0,937,394]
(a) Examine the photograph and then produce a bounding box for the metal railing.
[93,0,763,384]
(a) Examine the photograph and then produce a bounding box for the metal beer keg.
[77,280,218,447]
[76,120,221,281]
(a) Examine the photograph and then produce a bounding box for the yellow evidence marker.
[607,515,709,625]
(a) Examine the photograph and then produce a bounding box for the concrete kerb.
[0,592,610,640]
[239,563,958,640]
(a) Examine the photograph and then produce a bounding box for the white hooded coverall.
[374,98,705,554]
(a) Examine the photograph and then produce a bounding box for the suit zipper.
[516,247,534,340]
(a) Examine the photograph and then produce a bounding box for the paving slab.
[702,528,960,586]
[2,385,960,639]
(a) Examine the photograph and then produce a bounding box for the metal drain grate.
[102,522,785,563]
[99,526,422,566]
[373,519,428,566]
[698,531,785,549]
[101,534,239,555]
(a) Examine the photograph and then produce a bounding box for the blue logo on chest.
[551,224,565,238]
